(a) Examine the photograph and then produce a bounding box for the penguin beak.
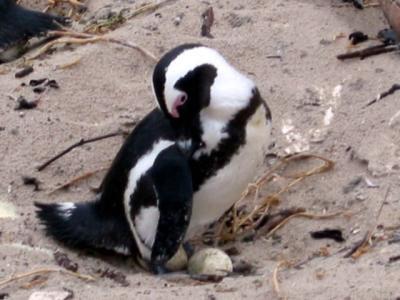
[170,93,187,118]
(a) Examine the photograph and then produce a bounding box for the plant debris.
[0,268,95,287]
[15,66,34,78]
[310,229,345,243]
[201,7,214,38]
[344,187,390,259]
[216,154,334,242]
[365,84,400,107]
[388,255,400,263]
[85,0,176,34]
[33,86,46,94]
[98,268,129,287]
[46,79,60,89]
[337,44,399,60]
[29,30,158,62]
[54,250,79,272]
[20,274,48,289]
[49,166,109,194]
[37,130,123,171]
[22,176,41,191]
[272,260,289,299]
[14,96,38,110]
[29,78,48,87]
[349,31,369,45]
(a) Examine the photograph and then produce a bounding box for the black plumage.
[0,0,68,62]
[35,44,272,274]
[36,110,193,273]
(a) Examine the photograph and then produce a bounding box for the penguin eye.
[178,93,187,104]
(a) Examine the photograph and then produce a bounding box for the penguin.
[0,0,68,63]
[36,110,193,274]
[152,44,272,238]
[35,44,272,273]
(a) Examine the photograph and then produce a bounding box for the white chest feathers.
[186,105,271,238]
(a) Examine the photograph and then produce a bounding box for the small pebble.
[15,66,34,78]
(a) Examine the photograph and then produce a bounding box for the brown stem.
[37,131,122,171]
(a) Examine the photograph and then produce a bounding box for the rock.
[28,291,72,300]
[165,245,188,271]
[188,248,233,276]
[0,197,17,219]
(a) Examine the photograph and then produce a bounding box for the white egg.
[188,248,233,276]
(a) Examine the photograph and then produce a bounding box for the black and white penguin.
[152,44,272,238]
[35,44,272,273]
[36,111,194,274]
[0,0,68,63]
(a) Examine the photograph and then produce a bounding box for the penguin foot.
[150,263,170,275]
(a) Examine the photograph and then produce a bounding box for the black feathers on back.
[0,0,68,49]
[98,109,178,213]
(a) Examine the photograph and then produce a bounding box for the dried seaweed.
[216,154,334,242]
[54,250,79,272]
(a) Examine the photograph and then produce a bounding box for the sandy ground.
[1,0,400,299]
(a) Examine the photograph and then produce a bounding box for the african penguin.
[35,44,272,274]
[152,44,272,238]
[0,0,68,63]
[36,110,193,274]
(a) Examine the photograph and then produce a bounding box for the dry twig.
[345,186,390,259]
[37,131,123,171]
[56,56,82,69]
[201,7,214,38]
[48,166,109,193]
[365,84,400,107]
[272,261,289,300]
[216,154,334,242]
[337,44,399,60]
[28,30,158,62]
[85,0,176,33]
[0,268,95,287]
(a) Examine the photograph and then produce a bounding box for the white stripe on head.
[123,139,174,260]
[165,46,256,156]
[164,46,255,119]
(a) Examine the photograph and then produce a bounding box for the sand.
[1,0,400,299]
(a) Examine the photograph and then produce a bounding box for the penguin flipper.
[149,146,193,273]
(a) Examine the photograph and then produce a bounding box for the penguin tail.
[34,201,134,255]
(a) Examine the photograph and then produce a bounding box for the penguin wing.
[148,145,193,273]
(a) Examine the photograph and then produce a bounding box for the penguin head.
[152,44,256,148]
[152,44,218,125]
